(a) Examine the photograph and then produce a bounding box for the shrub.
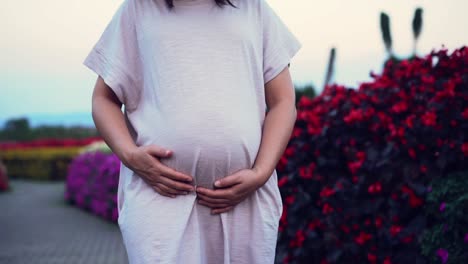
[65,151,120,222]
[275,46,468,263]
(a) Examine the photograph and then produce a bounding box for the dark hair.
[164,0,237,9]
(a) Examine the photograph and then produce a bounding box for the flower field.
[0,137,102,181]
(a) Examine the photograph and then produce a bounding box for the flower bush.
[275,46,468,263]
[65,151,120,222]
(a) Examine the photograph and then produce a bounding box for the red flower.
[390,225,402,237]
[297,96,314,108]
[344,109,366,124]
[375,216,383,228]
[340,224,350,233]
[299,163,315,179]
[285,146,295,157]
[462,142,468,156]
[401,234,414,243]
[409,194,423,208]
[308,219,322,231]
[383,256,392,264]
[421,111,437,126]
[367,253,377,263]
[368,181,382,194]
[420,165,428,173]
[320,186,336,198]
[408,148,416,159]
[292,127,303,138]
[405,115,415,128]
[354,231,372,245]
[348,160,363,174]
[285,195,295,205]
[322,203,334,214]
[278,177,288,187]
[462,108,468,119]
[391,101,408,114]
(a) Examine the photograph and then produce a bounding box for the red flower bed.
[275,46,468,263]
[0,137,102,150]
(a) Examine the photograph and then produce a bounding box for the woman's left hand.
[195,168,266,214]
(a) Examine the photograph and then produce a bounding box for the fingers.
[153,185,176,198]
[153,183,192,198]
[144,144,173,158]
[158,164,194,183]
[142,145,194,183]
[196,192,231,204]
[196,186,233,199]
[158,175,195,192]
[214,174,241,188]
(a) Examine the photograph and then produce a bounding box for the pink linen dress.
[83,0,301,263]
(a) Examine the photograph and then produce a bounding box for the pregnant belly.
[143,111,262,188]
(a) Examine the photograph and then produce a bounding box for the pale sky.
[1,0,467,121]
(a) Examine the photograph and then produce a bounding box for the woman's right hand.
[123,144,195,198]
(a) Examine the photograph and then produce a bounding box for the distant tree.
[1,118,31,141]
[0,118,98,142]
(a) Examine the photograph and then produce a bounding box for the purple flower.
[439,202,446,212]
[464,233,468,243]
[427,186,432,192]
[436,248,448,263]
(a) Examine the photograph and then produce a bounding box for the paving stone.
[0,180,128,264]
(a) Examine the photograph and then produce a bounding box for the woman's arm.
[251,66,296,185]
[91,77,195,197]
[91,76,136,166]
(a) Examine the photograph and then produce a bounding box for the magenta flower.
[436,248,448,263]
[464,233,468,243]
[439,202,446,212]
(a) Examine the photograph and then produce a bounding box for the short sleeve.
[260,0,302,84]
[83,0,142,111]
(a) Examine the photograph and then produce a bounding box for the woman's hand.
[195,167,266,214]
[124,144,195,198]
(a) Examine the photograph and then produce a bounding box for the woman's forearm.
[92,92,137,167]
[252,102,297,186]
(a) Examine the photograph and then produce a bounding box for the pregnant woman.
[84,0,301,263]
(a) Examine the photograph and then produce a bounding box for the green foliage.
[294,84,317,104]
[420,170,468,264]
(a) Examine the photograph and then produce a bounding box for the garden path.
[0,179,128,264]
